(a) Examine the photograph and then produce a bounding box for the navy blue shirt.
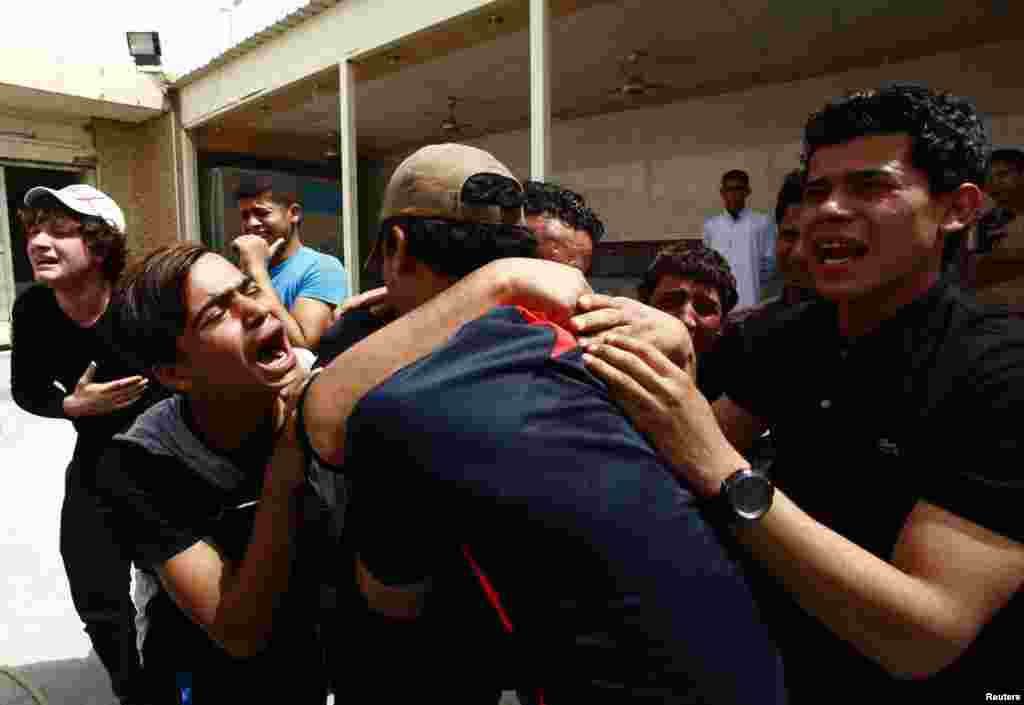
[348,306,785,704]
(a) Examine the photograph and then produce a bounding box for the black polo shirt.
[719,279,1024,700]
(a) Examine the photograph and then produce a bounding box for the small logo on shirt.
[878,438,901,457]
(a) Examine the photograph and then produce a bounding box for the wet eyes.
[803,178,892,204]
[27,221,78,237]
[850,178,890,196]
[200,308,226,328]
[655,292,720,317]
[803,186,829,204]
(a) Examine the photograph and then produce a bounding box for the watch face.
[730,473,773,520]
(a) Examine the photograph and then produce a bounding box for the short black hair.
[802,82,989,194]
[991,148,1024,172]
[774,170,805,225]
[381,216,537,280]
[234,176,303,225]
[639,242,739,314]
[523,180,605,243]
[721,170,750,187]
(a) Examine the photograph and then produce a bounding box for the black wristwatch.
[707,467,775,525]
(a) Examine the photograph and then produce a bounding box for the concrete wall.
[93,113,180,256]
[0,47,164,116]
[461,40,1024,242]
[0,112,94,165]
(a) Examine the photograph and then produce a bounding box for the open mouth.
[254,325,293,370]
[815,239,868,266]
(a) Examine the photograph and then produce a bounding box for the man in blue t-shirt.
[232,177,347,353]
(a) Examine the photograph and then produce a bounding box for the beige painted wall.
[461,40,1024,242]
[93,114,180,257]
[0,47,164,115]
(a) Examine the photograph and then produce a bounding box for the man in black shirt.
[11,185,163,704]
[96,244,331,704]
[582,83,1024,700]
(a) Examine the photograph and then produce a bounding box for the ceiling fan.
[324,130,339,159]
[434,96,475,138]
[607,50,671,99]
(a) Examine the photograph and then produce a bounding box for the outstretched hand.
[63,361,149,417]
[581,334,744,497]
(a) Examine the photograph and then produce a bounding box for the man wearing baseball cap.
[11,184,165,703]
[301,144,784,703]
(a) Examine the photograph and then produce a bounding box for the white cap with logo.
[24,184,126,235]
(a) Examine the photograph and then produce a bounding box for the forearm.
[712,397,768,453]
[734,490,974,678]
[307,263,519,465]
[247,266,310,348]
[209,484,300,658]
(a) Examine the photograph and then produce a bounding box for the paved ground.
[0,351,120,704]
[0,350,120,703]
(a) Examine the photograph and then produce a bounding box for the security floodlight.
[126,32,162,67]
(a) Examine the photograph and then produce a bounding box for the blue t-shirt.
[270,245,347,310]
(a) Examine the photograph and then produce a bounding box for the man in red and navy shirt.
[302,144,785,703]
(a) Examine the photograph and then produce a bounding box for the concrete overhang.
[0,48,167,124]
[175,0,509,129]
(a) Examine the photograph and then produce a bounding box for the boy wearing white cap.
[11,185,164,704]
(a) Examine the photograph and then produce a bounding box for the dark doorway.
[5,167,81,299]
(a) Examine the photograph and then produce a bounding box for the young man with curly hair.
[584,83,1024,701]
[638,242,738,358]
[11,185,165,704]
